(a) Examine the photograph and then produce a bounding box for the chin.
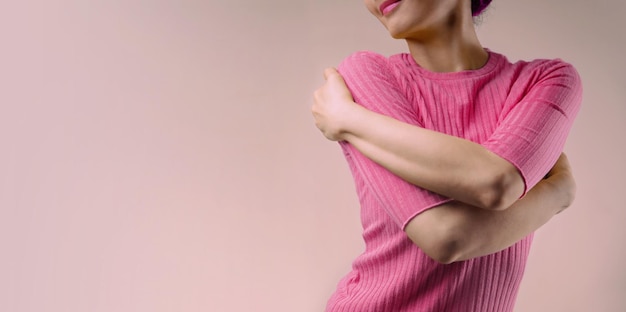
[386,27,408,40]
[389,32,406,39]
[383,20,413,40]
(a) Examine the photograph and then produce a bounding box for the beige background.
[1,0,625,311]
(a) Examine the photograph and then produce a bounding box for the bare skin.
[312,0,577,263]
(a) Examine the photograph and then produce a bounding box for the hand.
[311,68,357,141]
[545,153,577,213]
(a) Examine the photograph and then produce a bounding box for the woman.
[311,0,582,311]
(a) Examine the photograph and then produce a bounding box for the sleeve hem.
[401,198,455,231]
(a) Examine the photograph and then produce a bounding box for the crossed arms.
[312,52,582,263]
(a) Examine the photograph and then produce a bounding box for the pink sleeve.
[481,61,583,195]
[337,51,452,229]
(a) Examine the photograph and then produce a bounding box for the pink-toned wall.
[1,1,624,311]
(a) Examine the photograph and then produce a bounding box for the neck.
[405,8,487,73]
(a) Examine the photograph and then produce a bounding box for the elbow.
[477,190,510,212]
[477,165,524,211]
[426,239,463,265]
[405,219,465,264]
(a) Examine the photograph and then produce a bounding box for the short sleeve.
[337,51,452,229]
[482,60,583,195]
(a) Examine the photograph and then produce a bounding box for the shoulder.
[514,58,582,91]
[336,51,407,93]
[334,51,415,112]
[508,57,583,115]
[338,50,390,72]
[337,51,400,83]
[498,54,583,103]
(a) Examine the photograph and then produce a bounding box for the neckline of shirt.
[396,48,503,80]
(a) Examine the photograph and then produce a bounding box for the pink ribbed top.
[325,50,582,312]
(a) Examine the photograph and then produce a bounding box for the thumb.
[323,67,339,80]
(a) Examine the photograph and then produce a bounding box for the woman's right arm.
[337,103,524,211]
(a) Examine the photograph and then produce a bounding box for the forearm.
[406,174,572,263]
[342,104,524,210]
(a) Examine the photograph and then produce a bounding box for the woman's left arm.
[325,98,523,211]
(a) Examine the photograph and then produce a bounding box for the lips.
[380,0,401,16]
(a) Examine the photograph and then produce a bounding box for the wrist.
[336,101,366,141]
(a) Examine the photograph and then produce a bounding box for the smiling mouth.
[380,0,402,16]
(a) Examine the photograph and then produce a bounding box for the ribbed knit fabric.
[325,50,582,312]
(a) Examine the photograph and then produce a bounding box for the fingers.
[546,153,572,179]
[323,67,339,80]
[554,153,571,171]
